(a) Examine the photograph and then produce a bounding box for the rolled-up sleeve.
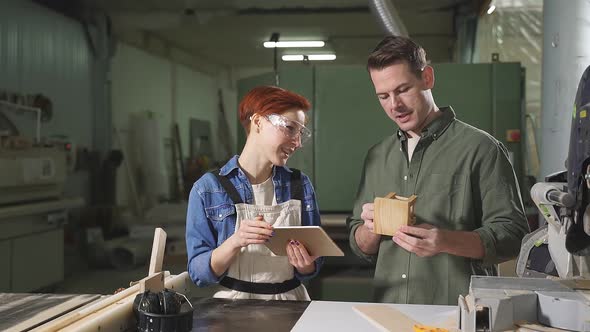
[347,151,378,264]
[186,184,223,286]
[473,143,529,266]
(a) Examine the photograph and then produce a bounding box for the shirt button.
[218,214,223,218]
[401,274,407,279]
[307,204,311,209]
[403,175,408,180]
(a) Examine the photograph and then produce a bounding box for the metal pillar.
[540,0,590,177]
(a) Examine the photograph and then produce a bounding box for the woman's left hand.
[286,239,318,275]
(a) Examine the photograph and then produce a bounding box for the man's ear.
[421,65,435,89]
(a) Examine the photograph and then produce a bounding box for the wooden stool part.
[373,192,417,236]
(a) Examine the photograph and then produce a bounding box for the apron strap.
[219,276,301,295]
[290,168,303,201]
[212,171,244,204]
[213,168,303,204]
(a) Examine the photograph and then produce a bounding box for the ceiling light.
[282,54,336,61]
[486,4,496,14]
[264,41,325,48]
[282,55,305,61]
[308,54,336,60]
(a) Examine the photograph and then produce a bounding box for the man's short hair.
[367,36,428,78]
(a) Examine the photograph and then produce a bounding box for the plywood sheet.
[0,293,100,332]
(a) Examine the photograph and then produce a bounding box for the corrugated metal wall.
[0,0,93,198]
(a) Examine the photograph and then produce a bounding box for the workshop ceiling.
[86,0,487,67]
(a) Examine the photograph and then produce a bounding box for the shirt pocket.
[205,204,236,222]
[418,173,466,228]
[302,196,316,212]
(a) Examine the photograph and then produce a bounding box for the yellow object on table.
[413,324,449,332]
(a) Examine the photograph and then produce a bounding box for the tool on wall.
[217,88,233,162]
[171,123,185,201]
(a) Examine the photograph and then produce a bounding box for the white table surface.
[291,300,458,332]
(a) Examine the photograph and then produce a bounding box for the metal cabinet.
[432,63,524,183]
[313,66,390,211]
[0,198,80,292]
[11,229,64,292]
[0,241,10,290]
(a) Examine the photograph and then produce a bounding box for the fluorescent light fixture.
[264,41,325,48]
[308,54,336,60]
[486,4,496,14]
[282,55,305,61]
[282,54,337,61]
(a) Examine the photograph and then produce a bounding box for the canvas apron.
[212,171,310,300]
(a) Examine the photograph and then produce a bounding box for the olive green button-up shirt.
[347,107,529,305]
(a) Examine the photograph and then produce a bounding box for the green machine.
[237,63,525,213]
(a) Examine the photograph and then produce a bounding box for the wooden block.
[140,272,164,293]
[373,192,417,236]
[353,304,419,331]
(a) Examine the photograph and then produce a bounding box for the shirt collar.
[396,106,455,141]
[219,155,240,176]
[219,155,293,176]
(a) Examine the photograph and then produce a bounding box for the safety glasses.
[264,113,311,144]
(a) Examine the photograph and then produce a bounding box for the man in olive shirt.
[347,36,529,305]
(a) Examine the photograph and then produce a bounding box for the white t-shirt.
[407,136,421,162]
[251,176,277,206]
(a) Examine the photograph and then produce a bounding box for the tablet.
[264,226,344,257]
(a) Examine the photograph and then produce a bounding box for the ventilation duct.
[369,0,408,36]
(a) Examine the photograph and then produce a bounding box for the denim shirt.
[186,155,324,287]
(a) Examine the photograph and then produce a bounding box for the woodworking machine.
[458,65,590,331]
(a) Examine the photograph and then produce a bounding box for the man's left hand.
[392,224,448,257]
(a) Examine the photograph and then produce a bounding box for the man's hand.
[392,223,448,257]
[230,215,273,248]
[354,203,382,255]
[361,203,377,232]
[286,239,318,275]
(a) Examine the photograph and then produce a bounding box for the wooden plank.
[353,304,420,331]
[0,294,99,332]
[35,228,171,331]
[36,271,171,332]
[148,227,167,275]
[56,272,192,332]
[515,321,573,332]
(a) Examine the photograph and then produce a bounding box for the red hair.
[239,86,311,134]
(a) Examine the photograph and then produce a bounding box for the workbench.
[1,294,457,331]
[193,298,457,331]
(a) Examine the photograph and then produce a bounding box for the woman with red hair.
[186,86,323,300]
